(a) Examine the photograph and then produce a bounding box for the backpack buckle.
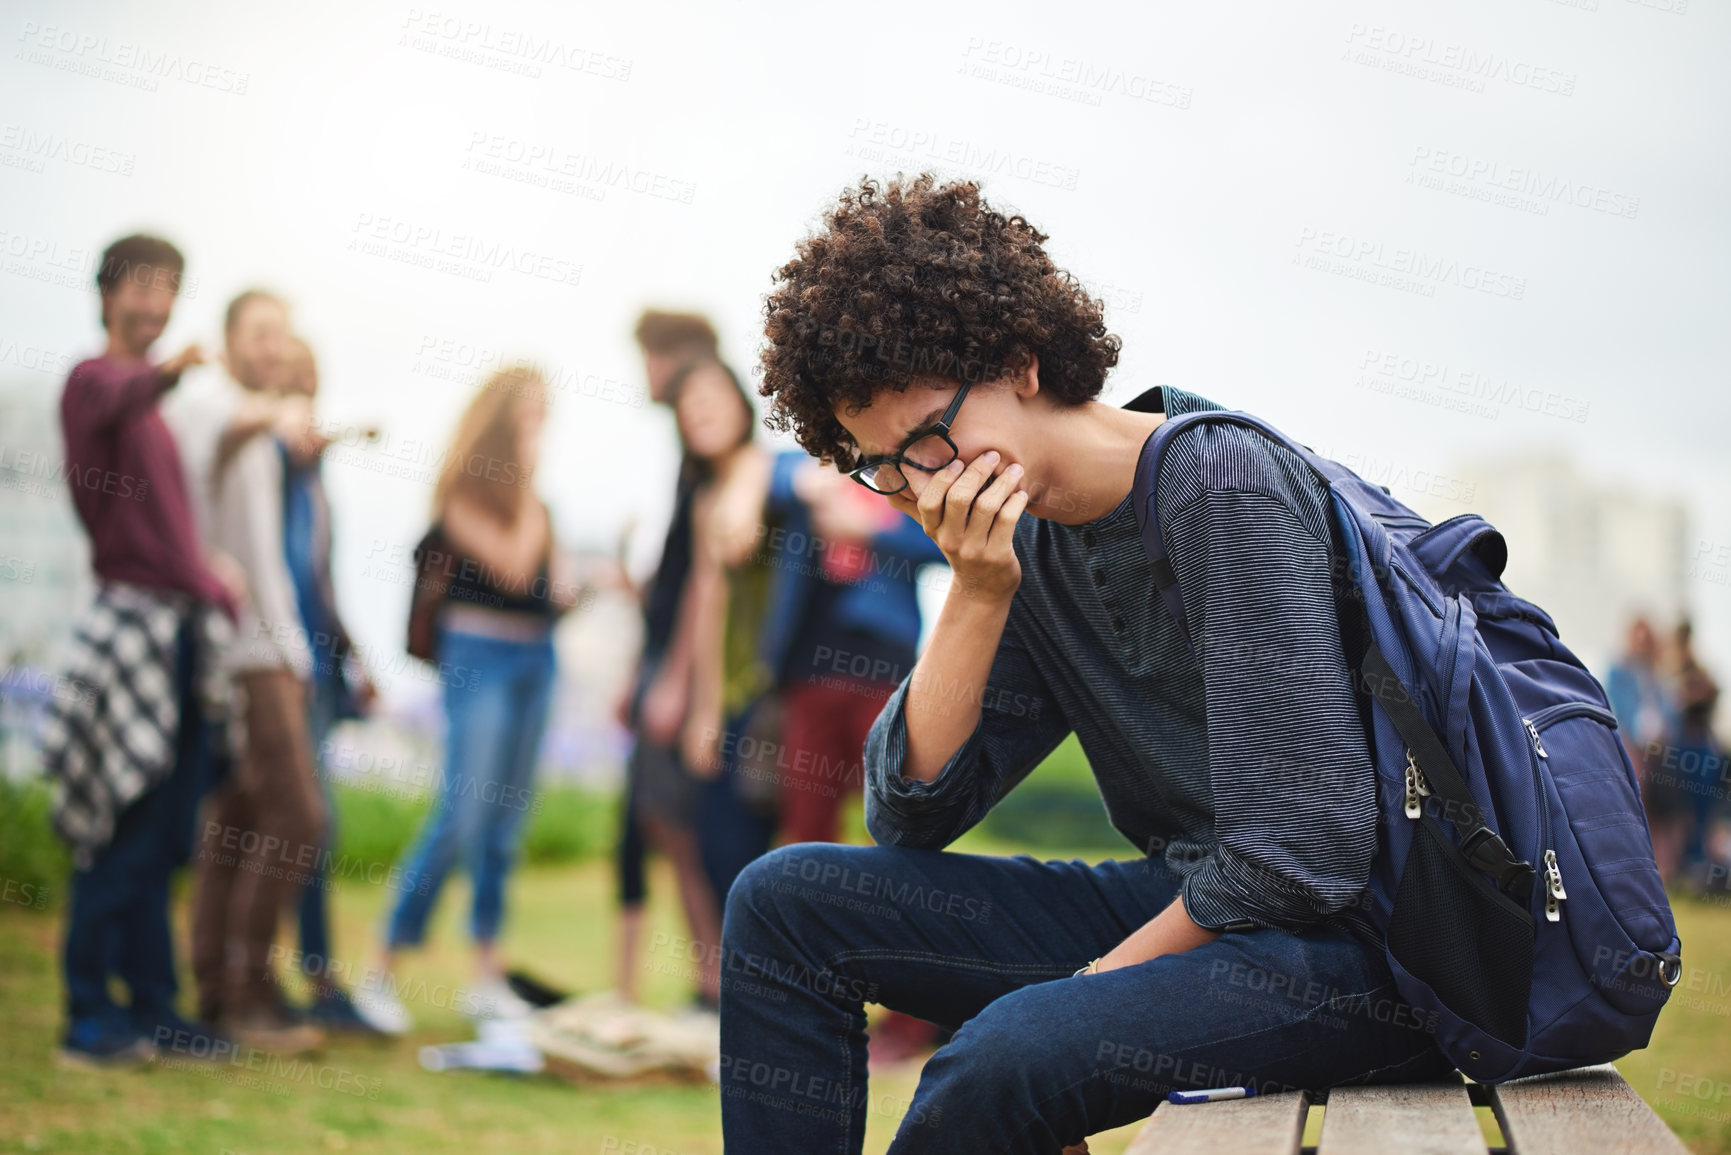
[1459,826,1534,901]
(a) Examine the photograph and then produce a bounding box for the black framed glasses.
[847,382,973,495]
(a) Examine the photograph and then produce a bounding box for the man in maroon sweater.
[49,234,242,1068]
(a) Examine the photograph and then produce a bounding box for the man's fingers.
[966,462,1023,530]
[987,489,1031,552]
[943,450,1000,534]
[917,458,964,536]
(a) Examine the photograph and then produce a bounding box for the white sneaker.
[351,971,413,1035]
[420,1021,544,1074]
[471,977,534,1021]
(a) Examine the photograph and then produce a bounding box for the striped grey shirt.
[863,386,1380,942]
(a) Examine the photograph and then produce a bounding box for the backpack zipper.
[1543,848,1567,923]
[1525,719,1548,759]
[1519,716,1559,919]
[1524,701,1619,732]
[1403,748,1431,819]
[1523,699,1613,928]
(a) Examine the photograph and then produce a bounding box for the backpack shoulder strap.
[1131,409,1345,653]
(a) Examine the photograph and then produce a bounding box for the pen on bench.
[1168,1086,1257,1104]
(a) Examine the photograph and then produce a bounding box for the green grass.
[0,777,620,908]
[0,777,69,910]
[0,845,1172,1155]
[978,735,1127,850]
[325,779,619,871]
[2,759,1728,1153]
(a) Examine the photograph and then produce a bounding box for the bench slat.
[1317,1083,1485,1155]
[1125,1090,1310,1155]
[1489,1065,1688,1155]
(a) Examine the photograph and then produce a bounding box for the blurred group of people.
[40,232,949,1072]
[1607,616,1725,886]
[609,314,944,1064]
[45,234,386,1066]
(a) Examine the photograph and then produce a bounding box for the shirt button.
[1092,569,1106,587]
[1113,616,1126,632]
[1082,530,1097,548]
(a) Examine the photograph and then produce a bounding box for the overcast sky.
[3,0,1727,678]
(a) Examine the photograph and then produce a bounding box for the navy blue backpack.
[1132,408,1682,1083]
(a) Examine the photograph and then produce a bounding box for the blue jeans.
[697,750,777,911]
[385,629,555,948]
[64,618,220,1031]
[720,843,1454,1154]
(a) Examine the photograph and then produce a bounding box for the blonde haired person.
[360,367,579,1031]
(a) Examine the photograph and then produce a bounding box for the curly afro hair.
[758,174,1121,469]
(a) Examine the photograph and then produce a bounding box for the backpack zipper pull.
[1403,749,1430,819]
[1525,718,1549,758]
[1543,848,1566,922]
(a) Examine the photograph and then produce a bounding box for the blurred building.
[0,378,90,780]
[0,378,89,663]
[1405,452,1690,678]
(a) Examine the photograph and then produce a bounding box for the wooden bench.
[1120,1065,1688,1154]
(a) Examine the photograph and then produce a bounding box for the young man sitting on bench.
[717,174,1454,1154]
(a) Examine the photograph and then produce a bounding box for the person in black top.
[362,366,579,1031]
[612,311,728,1007]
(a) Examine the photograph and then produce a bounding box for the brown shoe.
[220,1010,325,1055]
